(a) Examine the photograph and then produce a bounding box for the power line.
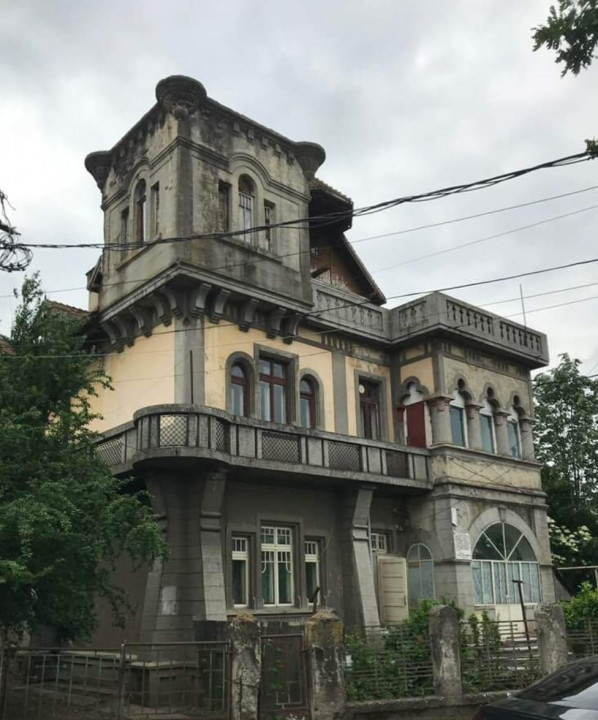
[370,203,598,275]
[5,151,595,253]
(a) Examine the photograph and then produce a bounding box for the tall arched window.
[479,398,496,454]
[300,376,317,429]
[407,544,435,605]
[450,389,467,447]
[238,175,255,238]
[507,407,522,459]
[230,362,250,417]
[472,522,541,605]
[134,180,147,244]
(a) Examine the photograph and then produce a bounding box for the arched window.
[359,380,380,440]
[238,175,255,237]
[472,522,541,605]
[479,398,496,454]
[507,407,522,459]
[407,544,435,605]
[134,180,147,244]
[300,376,317,429]
[230,362,249,417]
[450,388,467,447]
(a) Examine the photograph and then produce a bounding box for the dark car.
[474,658,598,719]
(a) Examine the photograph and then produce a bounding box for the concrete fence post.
[429,605,462,704]
[535,603,569,675]
[304,611,346,720]
[229,613,261,720]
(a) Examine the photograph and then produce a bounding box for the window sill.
[217,234,283,264]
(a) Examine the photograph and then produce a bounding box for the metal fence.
[0,641,229,720]
[460,619,541,693]
[566,620,598,659]
[344,624,434,701]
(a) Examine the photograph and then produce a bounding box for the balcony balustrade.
[95,405,430,489]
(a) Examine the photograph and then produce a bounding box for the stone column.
[429,605,462,704]
[465,402,482,451]
[520,416,535,461]
[494,410,511,456]
[535,604,568,675]
[340,488,380,629]
[427,395,453,445]
[304,612,345,720]
[229,614,261,720]
[199,470,228,621]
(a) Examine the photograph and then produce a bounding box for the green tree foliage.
[0,276,167,641]
[533,354,598,565]
[533,0,598,76]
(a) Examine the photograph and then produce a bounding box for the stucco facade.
[83,76,552,643]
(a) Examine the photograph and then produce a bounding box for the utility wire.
[5,151,595,253]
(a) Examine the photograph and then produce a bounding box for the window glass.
[450,405,466,447]
[261,525,294,606]
[259,359,287,424]
[359,380,381,440]
[238,176,255,235]
[305,540,320,601]
[134,180,147,244]
[300,376,317,429]
[508,418,521,458]
[472,523,541,605]
[407,544,435,605]
[370,532,388,554]
[480,414,494,453]
[232,536,249,607]
[230,362,248,416]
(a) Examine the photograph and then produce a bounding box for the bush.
[561,581,598,630]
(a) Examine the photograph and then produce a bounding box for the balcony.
[95,405,431,490]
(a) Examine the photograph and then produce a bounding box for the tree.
[534,354,598,565]
[0,276,167,642]
[533,0,598,76]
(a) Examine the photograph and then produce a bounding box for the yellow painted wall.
[344,356,392,439]
[443,356,531,411]
[203,322,336,431]
[88,326,175,433]
[431,453,541,491]
[399,357,434,394]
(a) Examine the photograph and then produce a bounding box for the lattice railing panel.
[262,431,301,464]
[96,437,125,466]
[385,450,408,478]
[212,418,228,452]
[328,441,361,471]
[159,414,188,446]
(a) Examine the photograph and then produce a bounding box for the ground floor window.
[472,522,541,605]
[232,536,249,607]
[407,543,435,605]
[304,539,320,602]
[370,531,388,554]
[261,526,294,606]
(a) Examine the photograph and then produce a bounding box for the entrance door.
[377,556,409,624]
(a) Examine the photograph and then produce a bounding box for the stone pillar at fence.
[429,605,462,704]
[229,613,261,720]
[304,611,345,720]
[535,603,569,675]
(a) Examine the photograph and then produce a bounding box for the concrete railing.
[95,404,430,489]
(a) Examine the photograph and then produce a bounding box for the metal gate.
[259,623,309,720]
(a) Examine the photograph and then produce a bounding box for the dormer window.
[134,180,147,244]
[238,175,255,240]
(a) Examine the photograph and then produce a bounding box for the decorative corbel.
[209,289,231,323]
[100,320,124,352]
[188,283,212,318]
[266,307,286,339]
[112,315,136,347]
[130,306,153,338]
[282,313,302,344]
[239,298,260,331]
[149,292,172,326]
[161,287,184,319]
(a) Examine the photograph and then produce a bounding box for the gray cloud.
[1,0,597,370]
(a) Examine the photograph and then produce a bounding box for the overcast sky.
[1,0,597,374]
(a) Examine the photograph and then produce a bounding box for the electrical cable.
[5,151,595,253]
